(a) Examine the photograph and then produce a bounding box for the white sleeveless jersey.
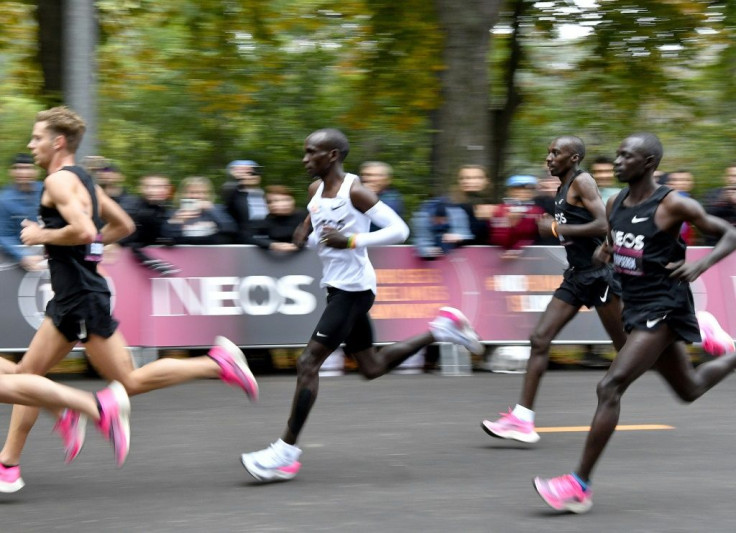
[307,173,376,293]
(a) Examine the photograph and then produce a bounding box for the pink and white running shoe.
[429,307,484,356]
[95,381,131,467]
[54,409,88,463]
[209,336,259,402]
[482,409,540,443]
[0,463,24,493]
[241,443,302,483]
[697,311,735,357]
[534,474,592,514]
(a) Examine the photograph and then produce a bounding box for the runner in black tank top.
[609,184,698,341]
[535,132,736,514]
[42,166,109,303]
[0,106,260,493]
[483,135,626,444]
[555,169,604,268]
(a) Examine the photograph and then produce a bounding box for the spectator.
[703,163,736,209]
[222,160,268,243]
[121,174,179,275]
[489,175,545,253]
[452,164,493,244]
[703,165,736,245]
[96,163,137,211]
[81,154,108,181]
[359,161,405,230]
[590,155,620,204]
[411,197,473,260]
[250,185,308,253]
[662,169,697,244]
[162,176,237,245]
[0,154,44,270]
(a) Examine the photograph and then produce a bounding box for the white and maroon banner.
[1,246,733,349]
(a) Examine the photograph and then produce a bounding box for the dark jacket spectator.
[250,185,307,252]
[120,174,179,275]
[222,160,268,243]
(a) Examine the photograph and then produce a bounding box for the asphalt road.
[1,370,735,532]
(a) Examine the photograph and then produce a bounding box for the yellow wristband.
[551,221,558,238]
[347,235,357,249]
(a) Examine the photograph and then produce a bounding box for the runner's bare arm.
[20,171,97,246]
[559,174,608,240]
[664,193,736,281]
[293,180,321,246]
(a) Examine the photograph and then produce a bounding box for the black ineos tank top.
[40,165,109,303]
[554,170,602,269]
[609,185,687,306]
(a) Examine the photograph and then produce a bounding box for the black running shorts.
[554,265,622,309]
[46,292,119,343]
[621,281,700,343]
[311,287,375,354]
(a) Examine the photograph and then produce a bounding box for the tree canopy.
[1,0,735,205]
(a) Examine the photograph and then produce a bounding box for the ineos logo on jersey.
[613,230,645,250]
[17,270,116,330]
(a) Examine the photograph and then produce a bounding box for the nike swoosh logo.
[557,199,564,205]
[599,286,609,302]
[331,202,346,210]
[316,332,327,337]
[77,320,87,340]
[646,315,667,328]
[631,216,649,223]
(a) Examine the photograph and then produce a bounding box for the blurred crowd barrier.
[0,245,731,373]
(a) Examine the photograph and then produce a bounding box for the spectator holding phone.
[163,176,236,245]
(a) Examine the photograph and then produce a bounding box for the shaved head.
[555,135,586,163]
[626,132,663,168]
[307,128,350,162]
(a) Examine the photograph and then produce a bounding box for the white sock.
[512,404,535,423]
[273,439,302,462]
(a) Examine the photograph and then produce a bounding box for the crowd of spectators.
[3,153,736,274]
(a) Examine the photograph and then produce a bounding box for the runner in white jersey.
[309,172,377,292]
[241,128,485,483]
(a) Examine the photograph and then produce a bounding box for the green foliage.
[2,0,736,206]
[499,0,736,195]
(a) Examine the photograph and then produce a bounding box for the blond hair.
[178,176,214,203]
[36,106,86,153]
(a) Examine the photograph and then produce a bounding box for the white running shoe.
[241,442,302,483]
[429,307,484,355]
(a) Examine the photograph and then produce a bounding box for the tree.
[432,0,503,195]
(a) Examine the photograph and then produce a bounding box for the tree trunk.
[432,0,502,196]
[64,0,98,158]
[491,0,525,197]
[36,0,63,105]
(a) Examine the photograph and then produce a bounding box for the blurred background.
[1,0,735,210]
